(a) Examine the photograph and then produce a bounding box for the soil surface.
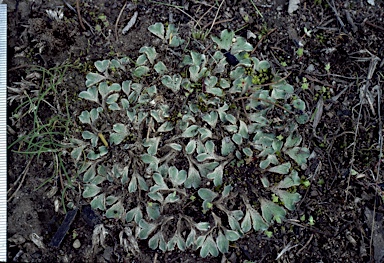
[6,0,384,262]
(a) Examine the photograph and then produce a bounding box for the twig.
[148,0,184,8]
[252,28,276,53]
[8,64,40,72]
[369,76,382,260]
[195,4,215,29]
[75,0,86,31]
[62,0,94,34]
[201,18,234,32]
[304,74,332,87]
[297,161,321,210]
[376,77,383,202]
[202,43,214,54]
[344,9,357,32]
[346,55,381,261]
[325,0,346,32]
[149,0,199,25]
[307,72,359,80]
[346,54,380,202]
[205,0,225,36]
[114,1,128,41]
[54,153,65,191]
[364,20,384,32]
[8,157,34,202]
[248,0,263,18]
[276,241,299,260]
[191,0,217,8]
[285,219,329,236]
[297,234,314,255]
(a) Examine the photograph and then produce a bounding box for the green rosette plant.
[72,22,310,257]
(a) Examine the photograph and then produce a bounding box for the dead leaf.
[312,97,323,130]
[92,224,108,252]
[30,233,46,249]
[288,0,300,14]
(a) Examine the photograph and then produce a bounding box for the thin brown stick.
[205,0,225,35]
[201,18,234,32]
[76,0,86,31]
[325,0,346,31]
[369,73,382,261]
[8,64,39,72]
[195,4,215,29]
[286,219,329,236]
[364,20,384,32]
[346,55,380,201]
[173,6,199,25]
[8,157,34,202]
[252,28,277,54]
[297,234,314,255]
[56,155,65,193]
[202,43,214,54]
[115,1,128,41]
[304,74,332,87]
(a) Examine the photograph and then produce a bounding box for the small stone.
[306,64,315,72]
[310,190,319,197]
[73,239,81,249]
[8,234,26,245]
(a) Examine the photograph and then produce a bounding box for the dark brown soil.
[6,0,384,262]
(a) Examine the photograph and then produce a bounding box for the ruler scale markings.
[0,4,7,262]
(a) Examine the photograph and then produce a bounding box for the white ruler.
[0,4,7,262]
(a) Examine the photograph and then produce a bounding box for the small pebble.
[73,239,81,249]
[306,64,315,72]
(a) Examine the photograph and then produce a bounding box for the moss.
[314,86,331,101]
[250,68,273,85]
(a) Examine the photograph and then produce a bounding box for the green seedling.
[325,62,331,73]
[296,48,304,57]
[308,215,315,226]
[264,230,273,238]
[301,77,309,90]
